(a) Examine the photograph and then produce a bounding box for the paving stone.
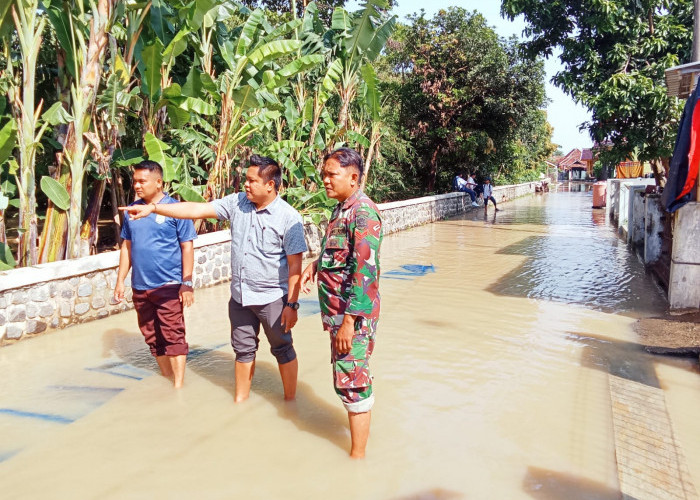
[609,374,699,500]
[61,287,75,298]
[0,312,5,326]
[50,317,59,328]
[0,295,6,308]
[92,296,106,309]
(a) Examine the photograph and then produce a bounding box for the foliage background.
[0,0,555,269]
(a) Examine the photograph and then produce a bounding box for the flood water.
[1,184,699,499]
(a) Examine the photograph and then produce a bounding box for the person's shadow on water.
[101,328,161,373]
[102,329,349,452]
[187,348,350,452]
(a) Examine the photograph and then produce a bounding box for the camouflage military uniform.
[317,189,382,413]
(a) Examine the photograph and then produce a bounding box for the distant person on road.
[482,177,500,212]
[467,172,481,205]
[114,160,197,388]
[452,173,479,207]
[300,147,382,459]
[120,155,307,402]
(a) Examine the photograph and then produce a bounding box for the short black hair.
[249,154,282,191]
[134,160,163,178]
[323,147,364,181]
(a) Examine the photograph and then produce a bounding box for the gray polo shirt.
[212,193,307,307]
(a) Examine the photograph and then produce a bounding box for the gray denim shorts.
[227,296,296,364]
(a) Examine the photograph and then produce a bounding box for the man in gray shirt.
[121,155,308,402]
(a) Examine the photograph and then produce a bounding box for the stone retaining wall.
[0,182,536,344]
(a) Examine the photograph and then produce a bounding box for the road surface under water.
[1,184,698,499]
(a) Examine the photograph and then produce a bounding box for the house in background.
[549,145,651,181]
[552,148,591,181]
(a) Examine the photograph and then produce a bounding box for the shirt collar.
[249,194,281,213]
[340,189,363,210]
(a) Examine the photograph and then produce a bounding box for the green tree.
[386,8,550,191]
[502,0,693,183]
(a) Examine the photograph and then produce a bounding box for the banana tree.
[329,0,395,132]
[0,93,17,267]
[2,0,47,266]
[38,0,118,261]
[202,7,323,202]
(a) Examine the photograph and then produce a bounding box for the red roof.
[557,149,582,170]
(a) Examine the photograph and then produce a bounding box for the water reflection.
[486,186,667,315]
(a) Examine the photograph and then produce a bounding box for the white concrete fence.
[0,183,538,344]
[606,178,700,313]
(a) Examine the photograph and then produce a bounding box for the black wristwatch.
[285,301,300,310]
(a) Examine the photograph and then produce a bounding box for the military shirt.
[317,189,382,322]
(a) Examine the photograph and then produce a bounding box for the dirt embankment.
[635,312,700,355]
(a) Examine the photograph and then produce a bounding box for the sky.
[348,0,594,153]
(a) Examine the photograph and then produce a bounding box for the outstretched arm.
[120,201,218,221]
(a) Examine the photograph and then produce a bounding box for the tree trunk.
[65,0,114,260]
[0,211,6,244]
[79,178,106,256]
[427,144,441,193]
[108,173,123,247]
[650,159,665,188]
[11,2,45,266]
[360,125,381,192]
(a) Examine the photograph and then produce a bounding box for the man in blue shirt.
[120,155,307,403]
[114,160,197,388]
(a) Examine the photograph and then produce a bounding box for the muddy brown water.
[1,184,698,499]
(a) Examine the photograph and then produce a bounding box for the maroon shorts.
[132,284,188,357]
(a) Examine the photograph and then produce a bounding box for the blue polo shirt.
[120,194,197,291]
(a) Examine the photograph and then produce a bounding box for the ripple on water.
[487,188,668,315]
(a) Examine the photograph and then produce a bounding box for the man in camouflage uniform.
[301,147,382,459]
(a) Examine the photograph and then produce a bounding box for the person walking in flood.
[114,160,197,388]
[482,177,500,212]
[120,155,307,402]
[300,148,382,459]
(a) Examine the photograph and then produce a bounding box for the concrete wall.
[606,178,655,235]
[629,186,647,251]
[0,183,538,344]
[644,195,665,265]
[668,202,700,312]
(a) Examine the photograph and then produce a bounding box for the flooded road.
[1,185,699,499]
